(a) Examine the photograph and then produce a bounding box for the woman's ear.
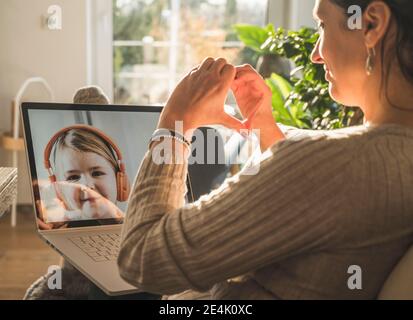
[363,1,392,47]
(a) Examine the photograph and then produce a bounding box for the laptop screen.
[22,103,259,231]
[22,104,164,230]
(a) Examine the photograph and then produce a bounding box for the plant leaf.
[233,24,270,53]
[268,73,292,99]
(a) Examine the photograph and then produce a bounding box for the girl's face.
[55,147,118,203]
[311,0,369,107]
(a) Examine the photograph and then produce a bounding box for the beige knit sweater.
[118,124,413,299]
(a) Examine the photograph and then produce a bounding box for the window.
[113,0,268,105]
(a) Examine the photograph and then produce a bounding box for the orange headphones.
[44,125,130,202]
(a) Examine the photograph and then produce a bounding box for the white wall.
[0,0,88,204]
[267,0,316,29]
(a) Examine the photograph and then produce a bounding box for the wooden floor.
[0,207,60,300]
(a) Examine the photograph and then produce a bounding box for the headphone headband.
[43,124,131,202]
[44,124,124,171]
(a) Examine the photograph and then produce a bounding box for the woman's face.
[311,0,369,107]
[55,147,118,203]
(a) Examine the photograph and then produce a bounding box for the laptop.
[21,102,257,296]
[20,102,169,296]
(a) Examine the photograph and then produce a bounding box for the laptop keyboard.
[70,233,121,262]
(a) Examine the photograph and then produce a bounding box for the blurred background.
[0,0,316,206]
[0,0,319,299]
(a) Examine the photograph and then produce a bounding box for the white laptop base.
[40,225,139,296]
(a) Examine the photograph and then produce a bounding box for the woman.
[37,126,127,229]
[118,0,413,299]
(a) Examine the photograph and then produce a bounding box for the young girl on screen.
[38,126,130,226]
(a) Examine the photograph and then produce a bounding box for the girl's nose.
[78,175,95,190]
[77,175,87,186]
[84,175,96,191]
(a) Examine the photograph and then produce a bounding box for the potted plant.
[234,24,364,129]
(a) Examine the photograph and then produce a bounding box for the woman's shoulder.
[262,124,413,174]
[272,125,367,154]
[274,123,413,154]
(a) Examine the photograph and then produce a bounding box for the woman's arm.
[118,134,353,295]
[117,58,353,295]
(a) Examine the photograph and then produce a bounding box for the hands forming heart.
[231,64,274,131]
[157,57,285,150]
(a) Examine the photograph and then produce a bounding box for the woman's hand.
[38,181,123,223]
[75,186,123,220]
[231,64,273,128]
[232,64,286,150]
[158,57,246,140]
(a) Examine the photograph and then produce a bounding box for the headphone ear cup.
[116,171,130,202]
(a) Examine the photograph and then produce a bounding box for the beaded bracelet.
[149,129,192,151]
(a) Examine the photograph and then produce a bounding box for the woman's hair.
[52,128,119,173]
[331,0,413,109]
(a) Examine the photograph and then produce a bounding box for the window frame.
[86,0,114,101]
[87,0,304,104]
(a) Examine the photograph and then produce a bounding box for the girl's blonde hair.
[52,128,119,172]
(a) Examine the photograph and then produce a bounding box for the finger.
[234,64,261,79]
[221,64,236,86]
[234,72,260,82]
[230,80,239,93]
[211,58,228,75]
[64,210,83,221]
[199,57,215,72]
[236,63,254,69]
[234,64,256,75]
[234,65,253,79]
[79,186,89,201]
[36,199,47,221]
[232,75,260,92]
[232,73,266,94]
[53,183,68,210]
[242,96,265,130]
[231,78,257,93]
[57,183,82,210]
[234,70,263,83]
[218,113,247,131]
[81,186,101,200]
[37,218,53,230]
[188,65,199,76]
[231,76,257,94]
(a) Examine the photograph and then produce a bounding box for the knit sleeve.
[118,133,354,295]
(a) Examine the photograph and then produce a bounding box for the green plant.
[231,24,274,70]
[265,73,307,128]
[234,24,362,129]
[233,24,274,55]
